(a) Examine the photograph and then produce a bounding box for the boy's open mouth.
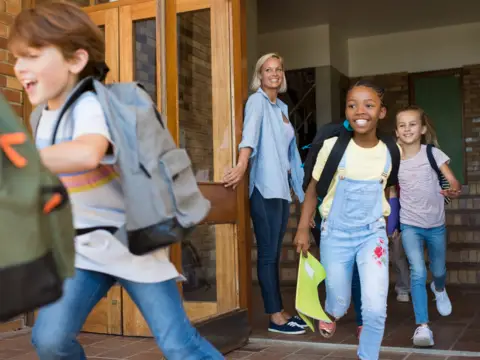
[23,80,38,92]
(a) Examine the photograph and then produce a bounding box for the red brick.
[2,87,21,103]
[7,51,14,64]
[0,22,7,38]
[0,62,14,76]
[6,0,21,15]
[6,75,21,90]
[0,37,7,50]
[0,12,13,25]
[0,49,7,61]
[0,74,6,87]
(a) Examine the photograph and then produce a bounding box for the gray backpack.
[30,76,211,256]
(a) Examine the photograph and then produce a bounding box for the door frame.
[165,0,251,351]
[166,0,251,315]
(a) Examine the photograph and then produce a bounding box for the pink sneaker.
[318,320,336,338]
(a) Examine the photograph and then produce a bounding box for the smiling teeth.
[355,119,367,126]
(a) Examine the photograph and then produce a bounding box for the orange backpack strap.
[0,132,28,168]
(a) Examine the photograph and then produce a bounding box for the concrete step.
[447,225,480,244]
[446,211,480,227]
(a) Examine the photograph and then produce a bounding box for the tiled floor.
[0,285,479,359]
[250,285,480,353]
[0,332,165,359]
[1,331,479,360]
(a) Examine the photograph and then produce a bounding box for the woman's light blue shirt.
[239,88,305,203]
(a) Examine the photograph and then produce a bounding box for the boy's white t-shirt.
[35,92,182,283]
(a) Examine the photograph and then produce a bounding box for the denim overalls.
[320,148,391,360]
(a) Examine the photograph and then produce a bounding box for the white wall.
[246,0,258,87]
[258,24,330,71]
[349,22,480,77]
[256,21,480,77]
[329,25,349,76]
[315,66,332,127]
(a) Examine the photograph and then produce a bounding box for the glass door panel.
[81,6,121,335]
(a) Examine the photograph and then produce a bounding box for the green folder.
[295,252,330,331]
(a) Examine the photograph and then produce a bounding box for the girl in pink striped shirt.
[394,105,461,347]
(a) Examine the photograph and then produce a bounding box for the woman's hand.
[294,228,310,257]
[223,161,248,189]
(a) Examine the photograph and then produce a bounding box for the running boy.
[9,3,223,359]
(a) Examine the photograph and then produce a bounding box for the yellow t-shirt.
[312,137,400,219]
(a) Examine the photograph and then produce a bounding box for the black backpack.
[426,144,451,205]
[302,120,401,202]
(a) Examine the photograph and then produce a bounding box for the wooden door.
[120,0,251,351]
[170,0,240,320]
[114,0,163,336]
[166,0,251,351]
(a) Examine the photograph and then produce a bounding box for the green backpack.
[0,94,75,321]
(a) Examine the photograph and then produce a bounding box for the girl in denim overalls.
[294,81,399,360]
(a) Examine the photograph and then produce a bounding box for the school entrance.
[11,0,479,357]
[31,0,251,354]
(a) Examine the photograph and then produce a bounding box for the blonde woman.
[223,53,306,334]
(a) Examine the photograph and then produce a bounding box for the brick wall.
[462,65,480,182]
[134,19,156,102]
[177,9,217,292]
[1,0,27,332]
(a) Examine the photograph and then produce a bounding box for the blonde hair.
[250,53,287,93]
[396,105,440,147]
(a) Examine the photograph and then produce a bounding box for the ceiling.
[257,0,480,38]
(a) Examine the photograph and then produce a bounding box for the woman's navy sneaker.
[289,315,308,329]
[268,321,306,335]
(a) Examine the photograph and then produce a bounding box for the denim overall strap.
[337,144,392,180]
[380,149,392,184]
[327,148,391,230]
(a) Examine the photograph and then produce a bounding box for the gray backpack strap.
[29,105,44,139]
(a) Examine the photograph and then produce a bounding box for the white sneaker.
[396,293,410,303]
[413,325,434,347]
[430,282,452,316]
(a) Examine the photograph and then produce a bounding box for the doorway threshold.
[249,336,480,358]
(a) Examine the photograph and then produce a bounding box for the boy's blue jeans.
[32,269,224,360]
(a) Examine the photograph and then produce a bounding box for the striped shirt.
[398,145,450,228]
